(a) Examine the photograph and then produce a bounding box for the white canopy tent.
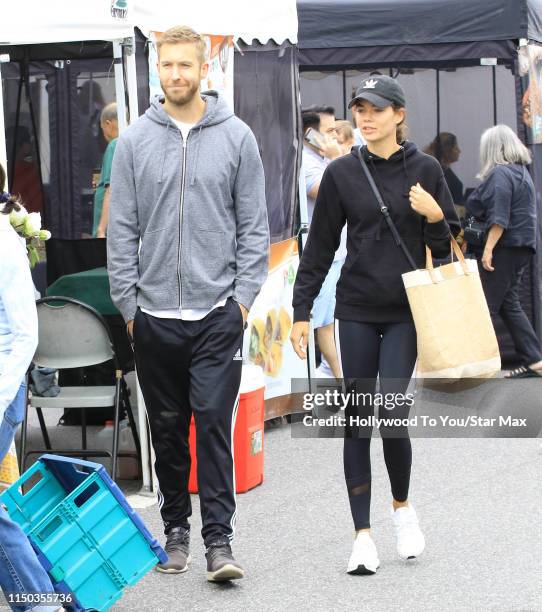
[0,0,299,171]
[0,0,133,46]
[133,0,298,44]
[0,0,135,177]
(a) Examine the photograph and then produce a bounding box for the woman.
[290,75,460,575]
[466,125,542,378]
[334,120,355,155]
[0,165,63,612]
[425,132,464,207]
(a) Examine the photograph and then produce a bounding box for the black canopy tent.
[296,0,542,363]
[298,0,542,68]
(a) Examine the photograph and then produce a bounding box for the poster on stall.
[242,238,307,400]
[518,44,542,144]
[148,33,234,110]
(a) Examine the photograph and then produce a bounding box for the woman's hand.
[481,248,494,272]
[409,183,444,223]
[290,321,310,360]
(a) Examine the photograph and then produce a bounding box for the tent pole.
[0,57,8,177]
[436,69,440,136]
[112,40,128,133]
[123,38,152,495]
[9,70,23,187]
[298,165,317,393]
[124,36,140,124]
[342,70,347,119]
[492,65,497,125]
[22,59,45,211]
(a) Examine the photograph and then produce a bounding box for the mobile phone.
[305,127,323,150]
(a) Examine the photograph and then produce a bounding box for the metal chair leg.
[111,376,122,481]
[81,408,87,450]
[18,385,30,473]
[121,379,141,462]
[35,408,51,449]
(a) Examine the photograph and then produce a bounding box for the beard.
[161,78,200,107]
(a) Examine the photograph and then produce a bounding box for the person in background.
[6,126,43,215]
[425,132,464,212]
[306,104,338,140]
[335,120,355,154]
[0,164,64,612]
[301,108,344,378]
[466,124,542,378]
[93,103,119,238]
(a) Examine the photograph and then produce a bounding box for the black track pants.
[335,319,417,531]
[134,297,243,546]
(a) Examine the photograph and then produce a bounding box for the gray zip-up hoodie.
[107,92,269,323]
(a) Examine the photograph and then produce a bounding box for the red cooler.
[188,365,265,494]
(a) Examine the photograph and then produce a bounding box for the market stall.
[296,0,542,363]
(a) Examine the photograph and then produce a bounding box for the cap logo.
[363,79,378,89]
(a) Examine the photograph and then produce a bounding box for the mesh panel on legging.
[337,319,417,530]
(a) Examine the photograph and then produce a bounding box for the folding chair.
[19,297,141,481]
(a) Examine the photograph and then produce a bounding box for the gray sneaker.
[205,540,245,582]
[156,527,191,574]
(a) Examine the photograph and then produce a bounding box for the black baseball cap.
[348,75,406,109]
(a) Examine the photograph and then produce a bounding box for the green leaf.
[27,244,40,268]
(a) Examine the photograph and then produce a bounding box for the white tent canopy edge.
[134,0,298,43]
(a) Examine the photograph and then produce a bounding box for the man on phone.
[302,107,344,379]
[107,25,269,582]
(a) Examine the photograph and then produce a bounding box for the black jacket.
[293,142,461,323]
[466,163,537,252]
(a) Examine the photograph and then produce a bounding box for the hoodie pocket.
[189,228,226,281]
[139,227,174,295]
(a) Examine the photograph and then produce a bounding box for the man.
[301,107,344,378]
[93,102,118,237]
[107,26,269,582]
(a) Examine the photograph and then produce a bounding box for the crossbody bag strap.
[357,150,417,270]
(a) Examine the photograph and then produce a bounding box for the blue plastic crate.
[0,455,167,611]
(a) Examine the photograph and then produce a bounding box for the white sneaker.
[347,532,380,575]
[391,504,425,560]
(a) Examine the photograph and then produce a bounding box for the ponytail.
[392,103,408,144]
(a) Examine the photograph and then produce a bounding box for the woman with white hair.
[466,124,542,378]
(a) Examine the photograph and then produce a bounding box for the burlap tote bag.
[402,238,501,379]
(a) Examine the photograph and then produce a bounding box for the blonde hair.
[157,25,207,65]
[478,125,531,180]
[335,120,354,143]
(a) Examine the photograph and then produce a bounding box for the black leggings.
[336,319,418,531]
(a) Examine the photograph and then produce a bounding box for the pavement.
[6,377,542,612]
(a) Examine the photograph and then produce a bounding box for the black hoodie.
[293,142,461,323]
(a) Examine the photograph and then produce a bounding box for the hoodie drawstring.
[367,155,385,241]
[190,125,204,186]
[158,122,170,184]
[401,146,410,197]
[366,146,410,240]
